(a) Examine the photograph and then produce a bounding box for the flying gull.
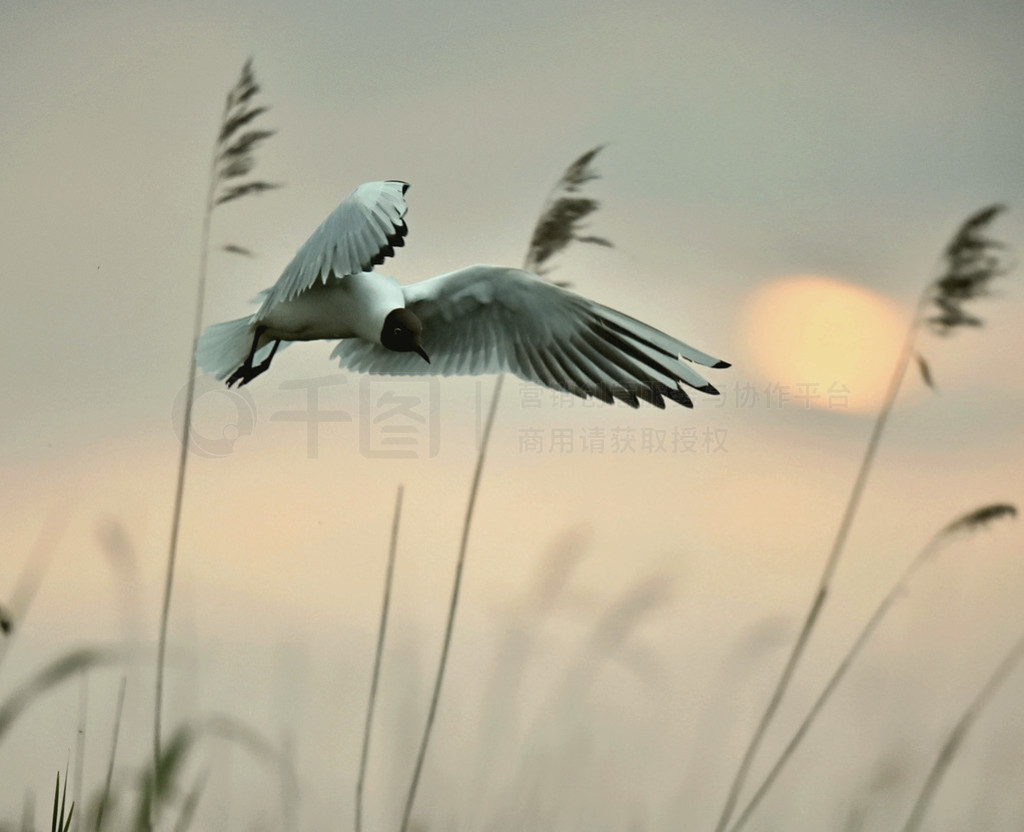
[197,181,729,408]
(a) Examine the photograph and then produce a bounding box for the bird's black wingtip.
[713,360,731,369]
[387,180,411,195]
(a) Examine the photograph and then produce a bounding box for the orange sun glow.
[740,274,908,413]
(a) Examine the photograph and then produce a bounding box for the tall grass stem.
[717,206,1011,830]
[96,677,127,832]
[900,626,1024,832]
[72,675,87,832]
[398,147,606,829]
[727,538,941,831]
[399,375,505,832]
[156,58,278,801]
[714,295,925,832]
[730,502,1016,830]
[154,136,219,788]
[356,485,404,832]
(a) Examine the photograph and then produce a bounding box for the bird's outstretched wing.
[257,180,409,317]
[332,265,729,408]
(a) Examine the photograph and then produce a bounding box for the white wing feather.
[256,180,409,317]
[331,265,729,408]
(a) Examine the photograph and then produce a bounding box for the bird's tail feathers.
[196,316,256,381]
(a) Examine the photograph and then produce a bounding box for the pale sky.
[2,0,1024,829]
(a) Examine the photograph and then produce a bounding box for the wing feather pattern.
[257,181,409,317]
[331,265,729,409]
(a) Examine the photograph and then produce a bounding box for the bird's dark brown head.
[380,308,430,363]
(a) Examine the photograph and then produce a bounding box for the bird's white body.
[196,180,729,408]
[258,272,405,345]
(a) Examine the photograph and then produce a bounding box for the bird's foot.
[225,339,280,388]
[226,362,266,388]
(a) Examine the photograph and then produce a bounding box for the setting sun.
[740,275,908,413]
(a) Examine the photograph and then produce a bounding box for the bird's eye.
[393,327,403,338]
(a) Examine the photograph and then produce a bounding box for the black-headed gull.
[197,181,729,408]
